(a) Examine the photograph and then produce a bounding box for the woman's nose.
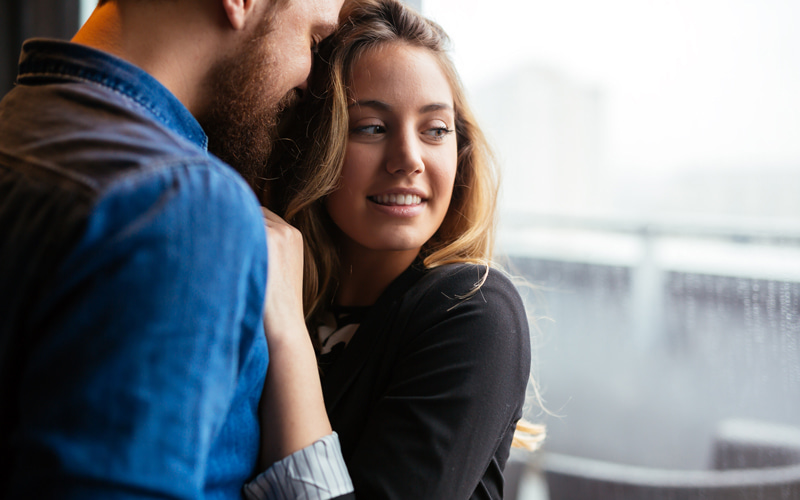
[386,130,425,175]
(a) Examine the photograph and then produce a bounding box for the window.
[423,0,800,474]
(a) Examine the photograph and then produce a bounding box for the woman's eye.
[424,127,454,141]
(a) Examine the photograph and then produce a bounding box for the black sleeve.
[347,265,531,499]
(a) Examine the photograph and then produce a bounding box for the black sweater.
[320,263,531,499]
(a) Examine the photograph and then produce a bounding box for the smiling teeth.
[372,194,422,206]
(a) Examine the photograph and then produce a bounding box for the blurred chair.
[504,419,800,500]
[542,452,800,500]
[711,418,800,470]
[504,450,549,500]
[504,454,531,500]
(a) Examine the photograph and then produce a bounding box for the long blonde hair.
[266,0,497,322]
[264,0,543,450]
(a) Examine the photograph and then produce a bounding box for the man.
[0,0,351,498]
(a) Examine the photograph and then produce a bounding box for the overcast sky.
[424,0,800,175]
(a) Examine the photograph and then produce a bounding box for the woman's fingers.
[260,207,306,340]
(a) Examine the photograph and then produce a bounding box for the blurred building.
[472,63,605,218]
[475,57,800,472]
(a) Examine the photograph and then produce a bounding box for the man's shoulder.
[0,77,266,287]
[1,75,259,220]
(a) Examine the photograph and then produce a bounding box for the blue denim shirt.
[0,39,351,500]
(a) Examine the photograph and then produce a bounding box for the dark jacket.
[0,39,268,499]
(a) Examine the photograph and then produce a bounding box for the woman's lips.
[368,193,423,206]
[367,194,426,217]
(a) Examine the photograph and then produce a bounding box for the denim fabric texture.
[0,39,269,499]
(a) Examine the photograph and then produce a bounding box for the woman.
[261,0,543,497]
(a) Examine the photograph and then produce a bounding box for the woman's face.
[325,42,458,262]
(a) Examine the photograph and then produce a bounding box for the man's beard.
[199,35,301,195]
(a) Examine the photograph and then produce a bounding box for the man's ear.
[220,0,262,30]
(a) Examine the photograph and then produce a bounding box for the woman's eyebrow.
[419,103,453,113]
[348,100,454,114]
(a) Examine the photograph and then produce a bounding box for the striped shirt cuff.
[243,432,353,500]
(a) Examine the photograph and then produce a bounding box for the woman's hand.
[258,207,332,468]
[261,207,306,341]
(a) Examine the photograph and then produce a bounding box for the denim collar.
[17,39,208,151]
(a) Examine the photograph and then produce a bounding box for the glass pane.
[423,0,800,486]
